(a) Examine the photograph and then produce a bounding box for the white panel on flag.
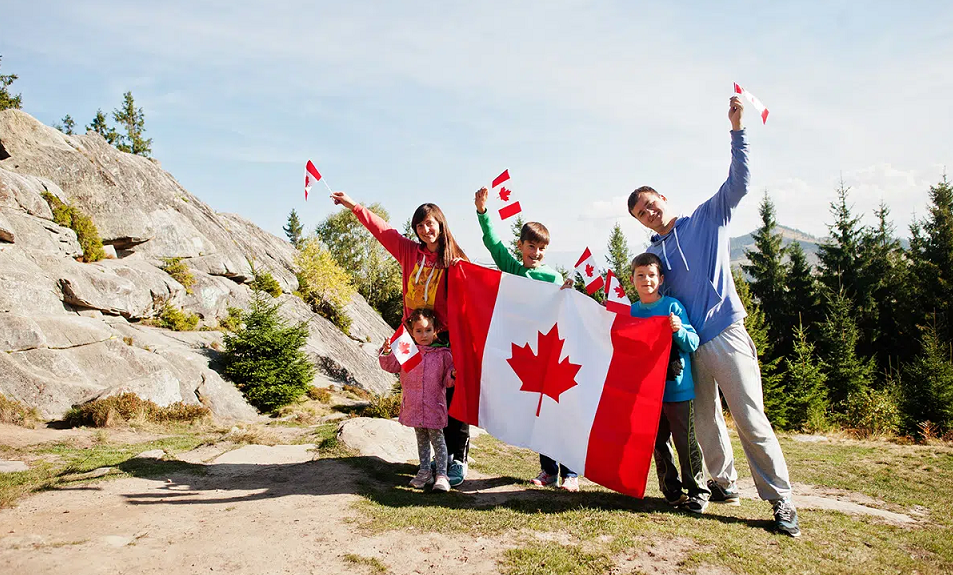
[479,274,616,476]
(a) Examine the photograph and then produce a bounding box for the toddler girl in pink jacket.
[379,308,455,491]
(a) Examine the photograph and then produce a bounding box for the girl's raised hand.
[380,337,391,355]
[330,191,356,210]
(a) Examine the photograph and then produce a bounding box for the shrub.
[360,386,402,419]
[220,290,315,412]
[293,238,354,334]
[41,192,106,262]
[306,386,332,403]
[63,393,209,428]
[160,257,196,294]
[155,302,199,331]
[0,393,41,427]
[843,387,901,437]
[342,384,373,400]
[219,306,243,332]
[251,269,282,298]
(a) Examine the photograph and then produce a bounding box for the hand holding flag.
[733,82,769,124]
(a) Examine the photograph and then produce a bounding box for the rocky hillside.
[0,110,396,421]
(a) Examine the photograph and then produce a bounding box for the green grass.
[347,432,953,575]
[342,553,388,574]
[0,433,209,508]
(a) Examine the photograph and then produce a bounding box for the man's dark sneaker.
[707,479,741,506]
[683,496,709,514]
[447,459,467,487]
[664,492,689,506]
[773,499,801,538]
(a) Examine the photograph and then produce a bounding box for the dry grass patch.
[0,394,41,428]
[63,393,210,428]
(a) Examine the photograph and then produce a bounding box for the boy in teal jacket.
[629,252,709,512]
[474,187,578,492]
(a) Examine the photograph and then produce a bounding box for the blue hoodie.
[646,130,749,346]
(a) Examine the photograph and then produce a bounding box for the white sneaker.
[432,475,450,492]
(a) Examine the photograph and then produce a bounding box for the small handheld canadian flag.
[389,325,423,372]
[604,270,632,314]
[733,82,769,125]
[304,160,321,200]
[573,247,605,295]
[491,169,522,220]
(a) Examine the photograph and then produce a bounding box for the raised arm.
[378,342,401,374]
[476,187,524,274]
[698,96,750,224]
[331,191,414,261]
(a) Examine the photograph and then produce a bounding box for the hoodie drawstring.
[413,253,437,302]
[661,241,672,271]
[672,227,690,271]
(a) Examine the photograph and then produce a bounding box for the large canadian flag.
[447,262,671,497]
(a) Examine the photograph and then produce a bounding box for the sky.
[3,1,952,268]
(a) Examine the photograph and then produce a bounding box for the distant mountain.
[730,225,822,268]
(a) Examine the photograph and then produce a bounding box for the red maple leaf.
[397,341,412,355]
[585,263,595,277]
[499,187,512,201]
[507,323,582,417]
[614,284,626,298]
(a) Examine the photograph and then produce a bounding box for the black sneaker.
[707,479,741,506]
[683,496,709,514]
[772,499,801,538]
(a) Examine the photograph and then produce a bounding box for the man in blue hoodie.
[626,96,800,538]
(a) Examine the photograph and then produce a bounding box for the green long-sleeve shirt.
[477,211,563,285]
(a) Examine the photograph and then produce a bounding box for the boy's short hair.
[405,308,438,331]
[631,252,664,276]
[627,186,660,214]
[520,222,550,246]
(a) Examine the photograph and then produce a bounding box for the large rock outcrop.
[0,110,397,420]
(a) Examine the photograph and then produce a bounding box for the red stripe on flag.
[499,202,522,220]
[585,276,605,295]
[734,82,742,95]
[605,300,631,315]
[402,353,422,373]
[492,169,510,188]
[574,247,593,269]
[584,314,669,498]
[447,262,502,425]
[306,160,322,181]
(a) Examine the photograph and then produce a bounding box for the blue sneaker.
[447,459,466,487]
[773,499,801,538]
[707,479,741,506]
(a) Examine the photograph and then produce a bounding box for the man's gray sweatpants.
[692,320,792,501]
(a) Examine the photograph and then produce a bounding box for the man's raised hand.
[729,96,744,131]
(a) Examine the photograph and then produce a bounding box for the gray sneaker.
[773,499,801,538]
[707,479,741,506]
[683,496,709,514]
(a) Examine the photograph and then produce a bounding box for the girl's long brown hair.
[411,203,468,268]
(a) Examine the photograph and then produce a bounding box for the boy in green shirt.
[474,187,578,491]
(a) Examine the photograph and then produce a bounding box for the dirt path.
[0,428,919,575]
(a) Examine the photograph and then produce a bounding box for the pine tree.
[900,319,953,436]
[221,286,315,412]
[742,192,789,357]
[86,109,120,145]
[56,114,75,135]
[0,55,22,111]
[112,91,153,156]
[733,269,788,428]
[783,242,820,336]
[402,218,415,240]
[860,202,912,367]
[283,209,304,249]
[818,290,875,412]
[783,320,829,431]
[509,214,525,260]
[606,222,635,298]
[909,176,953,346]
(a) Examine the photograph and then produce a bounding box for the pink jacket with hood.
[379,345,454,429]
